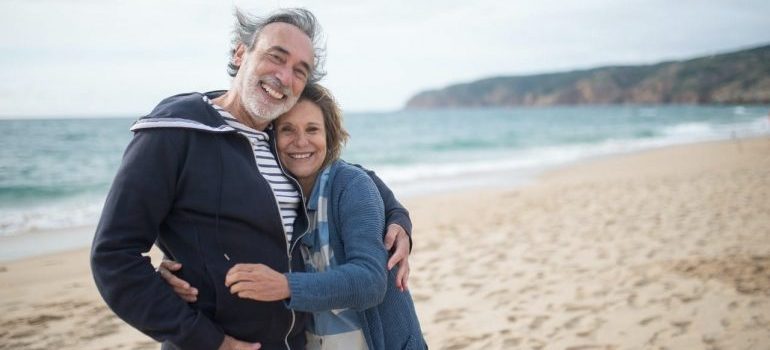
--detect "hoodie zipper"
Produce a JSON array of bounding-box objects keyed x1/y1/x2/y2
[
  {"x1": 230, "y1": 132, "x2": 307, "y2": 350},
  {"x1": 267, "y1": 130, "x2": 312, "y2": 350},
  {"x1": 231, "y1": 126, "x2": 310, "y2": 350},
  {"x1": 239, "y1": 130, "x2": 310, "y2": 350}
]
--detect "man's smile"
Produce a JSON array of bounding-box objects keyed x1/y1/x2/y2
[{"x1": 261, "y1": 82, "x2": 286, "y2": 100}]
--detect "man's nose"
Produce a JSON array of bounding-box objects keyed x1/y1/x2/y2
[{"x1": 275, "y1": 65, "x2": 293, "y2": 90}]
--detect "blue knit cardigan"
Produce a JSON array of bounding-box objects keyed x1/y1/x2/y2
[{"x1": 286, "y1": 160, "x2": 426, "y2": 350}]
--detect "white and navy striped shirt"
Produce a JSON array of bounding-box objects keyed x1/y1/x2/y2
[{"x1": 204, "y1": 96, "x2": 301, "y2": 244}]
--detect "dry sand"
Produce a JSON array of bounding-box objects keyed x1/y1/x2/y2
[{"x1": 1, "y1": 138, "x2": 769, "y2": 350}]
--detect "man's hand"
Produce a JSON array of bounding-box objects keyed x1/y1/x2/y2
[
  {"x1": 157, "y1": 260, "x2": 198, "y2": 302},
  {"x1": 225, "y1": 264, "x2": 290, "y2": 301},
  {"x1": 217, "y1": 335, "x2": 261, "y2": 350},
  {"x1": 384, "y1": 224, "x2": 411, "y2": 292}
]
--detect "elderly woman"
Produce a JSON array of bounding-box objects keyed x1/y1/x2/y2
[{"x1": 164, "y1": 83, "x2": 426, "y2": 350}]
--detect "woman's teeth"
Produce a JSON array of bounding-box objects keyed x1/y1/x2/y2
[{"x1": 289, "y1": 153, "x2": 312, "y2": 159}]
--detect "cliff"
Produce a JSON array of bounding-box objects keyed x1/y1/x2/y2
[{"x1": 405, "y1": 44, "x2": 770, "y2": 108}]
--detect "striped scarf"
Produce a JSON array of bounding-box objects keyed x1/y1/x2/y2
[{"x1": 301, "y1": 166, "x2": 369, "y2": 350}]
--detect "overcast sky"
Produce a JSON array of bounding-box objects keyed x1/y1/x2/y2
[{"x1": 1, "y1": 0, "x2": 768, "y2": 117}]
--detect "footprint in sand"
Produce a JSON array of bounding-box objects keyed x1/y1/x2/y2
[
  {"x1": 525, "y1": 338, "x2": 546, "y2": 350},
  {"x1": 443, "y1": 334, "x2": 491, "y2": 350},
  {"x1": 79, "y1": 314, "x2": 121, "y2": 341},
  {"x1": 485, "y1": 288, "x2": 509, "y2": 299},
  {"x1": 503, "y1": 337, "x2": 522, "y2": 347},
  {"x1": 671, "y1": 320, "x2": 691, "y2": 336},
  {"x1": 460, "y1": 282, "x2": 482, "y2": 294},
  {"x1": 575, "y1": 318, "x2": 605, "y2": 338},
  {"x1": 626, "y1": 292, "x2": 638, "y2": 307},
  {"x1": 563, "y1": 303, "x2": 600, "y2": 313},
  {"x1": 564, "y1": 315, "x2": 584, "y2": 329},
  {"x1": 8, "y1": 328, "x2": 37, "y2": 339},
  {"x1": 529, "y1": 315, "x2": 550, "y2": 330},
  {"x1": 639, "y1": 315, "x2": 661, "y2": 326},
  {"x1": 517, "y1": 284, "x2": 539, "y2": 294},
  {"x1": 672, "y1": 292, "x2": 702, "y2": 304},
  {"x1": 26, "y1": 314, "x2": 67, "y2": 326},
  {"x1": 132, "y1": 340, "x2": 160, "y2": 349},
  {"x1": 565, "y1": 345, "x2": 616, "y2": 350},
  {"x1": 434, "y1": 308, "x2": 465, "y2": 323}
]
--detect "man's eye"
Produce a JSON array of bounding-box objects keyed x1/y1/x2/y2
[
  {"x1": 268, "y1": 54, "x2": 283, "y2": 62},
  {"x1": 294, "y1": 69, "x2": 308, "y2": 80}
]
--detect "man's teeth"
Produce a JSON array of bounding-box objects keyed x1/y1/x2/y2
[
  {"x1": 262, "y1": 84, "x2": 285, "y2": 99},
  {"x1": 290, "y1": 153, "x2": 312, "y2": 159}
]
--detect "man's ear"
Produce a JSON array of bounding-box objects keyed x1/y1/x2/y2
[{"x1": 233, "y1": 44, "x2": 246, "y2": 67}]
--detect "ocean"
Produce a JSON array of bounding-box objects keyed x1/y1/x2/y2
[{"x1": 1, "y1": 105, "x2": 768, "y2": 258}]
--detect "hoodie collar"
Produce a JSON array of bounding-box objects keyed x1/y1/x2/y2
[{"x1": 130, "y1": 91, "x2": 236, "y2": 133}]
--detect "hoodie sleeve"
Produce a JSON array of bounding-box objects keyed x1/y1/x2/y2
[{"x1": 90, "y1": 129, "x2": 224, "y2": 350}]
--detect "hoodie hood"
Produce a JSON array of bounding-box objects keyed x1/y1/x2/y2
[{"x1": 131, "y1": 91, "x2": 237, "y2": 133}]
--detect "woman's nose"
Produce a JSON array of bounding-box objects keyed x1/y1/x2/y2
[{"x1": 295, "y1": 133, "x2": 309, "y2": 146}]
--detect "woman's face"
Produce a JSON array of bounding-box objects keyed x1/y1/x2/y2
[{"x1": 275, "y1": 100, "x2": 327, "y2": 187}]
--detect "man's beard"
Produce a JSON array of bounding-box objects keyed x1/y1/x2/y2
[{"x1": 241, "y1": 73, "x2": 299, "y2": 123}]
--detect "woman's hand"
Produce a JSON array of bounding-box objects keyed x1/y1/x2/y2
[
  {"x1": 384, "y1": 224, "x2": 411, "y2": 292},
  {"x1": 225, "y1": 263, "x2": 290, "y2": 301},
  {"x1": 157, "y1": 260, "x2": 198, "y2": 302}
]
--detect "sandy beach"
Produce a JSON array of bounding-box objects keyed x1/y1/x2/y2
[{"x1": 1, "y1": 137, "x2": 769, "y2": 349}]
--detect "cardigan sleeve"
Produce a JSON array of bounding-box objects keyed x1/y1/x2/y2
[
  {"x1": 285, "y1": 171, "x2": 388, "y2": 312},
  {"x1": 354, "y1": 163, "x2": 413, "y2": 248},
  {"x1": 90, "y1": 129, "x2": 224, "y2": 349}
]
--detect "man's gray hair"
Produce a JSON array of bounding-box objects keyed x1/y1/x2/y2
[{"x1": 227, "y1": 7, "x2": 326, "y2": 84}]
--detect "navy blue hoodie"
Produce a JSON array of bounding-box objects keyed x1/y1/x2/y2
[{"x1": 90, "y1": 91, "x2": 412, "y2": 350}]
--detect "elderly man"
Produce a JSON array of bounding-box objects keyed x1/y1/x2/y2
[{"x1": 91, "y1": 8, "x2": 412, "y2": 350}]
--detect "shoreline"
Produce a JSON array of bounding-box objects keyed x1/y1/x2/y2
[
  {"x1": 0, "y1": 137, "x2": 726, "y2": 263},
  {"x1": 0, "y1": 225, "x2": 96, "y2": 263},
  {"x1": 1, "y1": 137, "x2": 769, "y2": 349},
  {"x1": 0, "y1": 136, "x2": 764, "y2": 264}
]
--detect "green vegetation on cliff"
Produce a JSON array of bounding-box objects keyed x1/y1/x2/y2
[{"x1": 405, "y1": 44, "x2": 770, "y2": 108}]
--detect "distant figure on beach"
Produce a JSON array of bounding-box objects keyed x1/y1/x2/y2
[{"x1": 91, "y1": 8, "x2": 416, "y2": 350}]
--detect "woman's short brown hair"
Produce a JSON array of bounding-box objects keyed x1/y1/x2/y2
[{"x1": 300, "y1": 83, "x2": 349, "y2": 168}]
